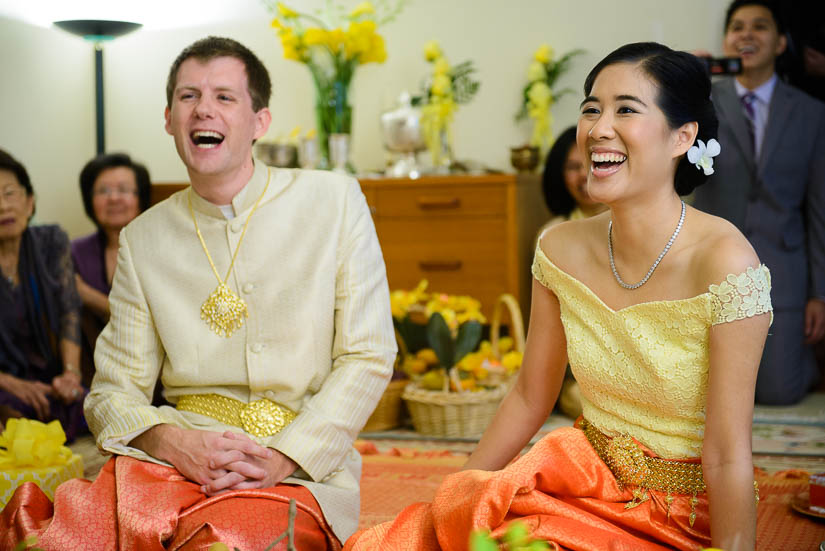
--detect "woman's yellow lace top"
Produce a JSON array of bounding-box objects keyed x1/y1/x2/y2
[{"x1": 532, "y1": 247, "x2": 772, "y2": 459}]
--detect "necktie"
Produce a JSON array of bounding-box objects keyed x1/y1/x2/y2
[{"x1": 741, "y1": 92, "x2": 757, "y2": 154}]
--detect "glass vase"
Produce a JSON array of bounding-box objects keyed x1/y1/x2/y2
[{"x1": 313, "y1": 74, "x2": 353, "y2": 171}]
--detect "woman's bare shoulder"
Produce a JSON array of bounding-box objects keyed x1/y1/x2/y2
[
  {"x1": 687, "y1": 208, "x2": 762, "y2": 287},
  {"x1": 538, "y1": 212, "x2": 607, "y2": 269}
]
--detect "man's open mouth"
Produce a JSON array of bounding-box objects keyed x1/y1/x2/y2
[{"x1": 191, "y1": 130, "x2": 225, "y2": 149}]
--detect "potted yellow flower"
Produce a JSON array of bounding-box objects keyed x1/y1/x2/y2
[
  {"x1": 266, "y1": 0, "x2": 407, "y2": 170},
  {"x1": 514, "y1": 44, "x2": 583, "y2": 169},
  {"x1": 391, "y1": 281, "x2": 525, "y2": 438}
]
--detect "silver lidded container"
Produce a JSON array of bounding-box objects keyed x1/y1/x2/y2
[{"x1": 380, "y1": 91, "x2": 426, "y2": 179}]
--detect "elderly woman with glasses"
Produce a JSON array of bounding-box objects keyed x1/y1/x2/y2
[
  {"x1": 71, "y1": 153, "x2": 150, "y2": 384},
  {"x1": 0, "y1": 149, "x2": 86, "y2": 440}
]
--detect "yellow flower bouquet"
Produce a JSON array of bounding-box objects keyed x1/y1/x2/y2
[
  {"x1": 516, "y1": 44, "x2": 583, "y2": 152},
  {"x1": 265, "y1": 0, "x2": 407, "y2": 169},
  {"x1": 415, "y1": 40, "x2": 480, "y2": 170}
]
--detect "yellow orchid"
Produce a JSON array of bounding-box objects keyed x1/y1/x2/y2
[
  {"x1": 423, "y1": 39, "x2": 442, "y2": 62},
  {"x1": 502, "y1": 350, "x2": 523, "y2": 374},
  {"x1": 349, "y1": 1, "x2": 375, "y2": 18},
  {"x1": 534, "y1": 43, "x2": 553, "y2": 64},
  {"x1": 517, "y1": 45, "x2": 583, "y2": 155},
  {"x1": 433, "y1": 57, "x2": 450, "y2": 76},
  {"x1": 527, "y1": 60, "x2": 546, "y2": 83},
  {"x1": 431, "y1": 73, "x2": 452, "y2": 97}
]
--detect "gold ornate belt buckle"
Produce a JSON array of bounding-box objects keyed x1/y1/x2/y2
[
  {"x1": 239, "y1": 399, "x2": 297, "y2": 438},
  {"x1": 605, "y1": 434, "x2": 649, "y2": 487}
]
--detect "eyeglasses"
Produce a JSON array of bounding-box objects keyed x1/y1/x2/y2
[
  {"x1": 93, "y1": 187, "x2": 138, "y2": 198},
  {"x1": 0, "y1": 186, "x2": 26, "y2": 203}
]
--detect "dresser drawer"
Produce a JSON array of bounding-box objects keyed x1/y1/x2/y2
[{"x1": 373, "y1": 183, "x2": 507, "y2": 218}]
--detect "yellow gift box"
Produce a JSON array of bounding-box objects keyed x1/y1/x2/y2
[
  {"x1": 0, "y1": 453, "x2": 84, "y2": 507},
  {"x1": 0, "y1": 418, "x2": 85, "y2": 507}
]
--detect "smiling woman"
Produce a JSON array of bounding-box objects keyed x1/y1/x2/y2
[
  {"x1": 71, "y1": 152, "x2": 150, "y2": 385},
  {"x1": 345, "y1": 43, "x2": 772, "y2": 551}
]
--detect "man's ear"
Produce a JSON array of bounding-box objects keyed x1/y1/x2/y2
[
  {"x1": 674, "y1": 121, "x2": 699, "y2": 157},
  {"x1": 164, "y1": 106, "x2": 173, "y2": 136},
  {"x1": 254, "y1": 108, "x2": 272, "y2": 140},
  {"x1": 775, "y1": 33, "x2": 788, "y2": 57}
]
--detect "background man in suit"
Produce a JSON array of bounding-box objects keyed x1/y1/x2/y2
[{"x1": 694, "y1": 0, "x2": 825, "y2": 405}]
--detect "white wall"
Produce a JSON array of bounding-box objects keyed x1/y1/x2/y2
[{"x1": 0, "y1": 0, "x2": 731, "y2": 239}]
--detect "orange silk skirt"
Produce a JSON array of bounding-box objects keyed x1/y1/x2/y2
[
  {"x1": 345, "y1": 426, "x2": 710, "y2": 551},
  {"x1": 0, "y1": 456, "x2": 340, "y2": 551}
]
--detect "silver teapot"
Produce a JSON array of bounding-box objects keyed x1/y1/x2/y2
[{"x1": 380, "y1": 92, "x2": 426, "y2": 178}]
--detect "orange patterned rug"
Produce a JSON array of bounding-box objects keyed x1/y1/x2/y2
[{"x1": 355, "y1": 442, "x2": 825, "y2": 550}]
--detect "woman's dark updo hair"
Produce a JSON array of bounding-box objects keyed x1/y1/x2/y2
[
  {"x1": 583, "y1": 42, "x2": 718, "y2": 196},
  {"x1": 79, "y1": 152, "x2": 151, "y2": 229},
  {"x1": 542, "y1": 126, "x2": 578, "y2": 216}
]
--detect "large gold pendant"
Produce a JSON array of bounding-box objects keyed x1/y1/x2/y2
[{"x1": 201, "y1": 282, "x2": 248, "y2": 337}]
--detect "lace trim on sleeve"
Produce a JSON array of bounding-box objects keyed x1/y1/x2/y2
[
  {"x1": 709, "y1": 264, "x2": 773, "y2": 326},
  {"x1": 531, "y1": 247, "x2": 555, "y2": 292}
]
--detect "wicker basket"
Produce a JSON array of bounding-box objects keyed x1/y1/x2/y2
[
  {"x1": 403, "y1": 293, "x2": 525, "y2": 438},
  {"x1": 362, "y1": 379, "x2": 408, "y2": 432}
]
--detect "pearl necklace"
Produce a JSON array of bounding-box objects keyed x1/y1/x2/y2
[{"x1": 608, "y1": 200, "x2": 685, "y2": 290}]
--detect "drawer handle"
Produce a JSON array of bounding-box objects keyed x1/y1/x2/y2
[
  {"x1": 419, "y1": 260, "x2": 463, "y2": 271},
  {"x1": 416, "y1": 196, "x2": 461, "y2": 210}
]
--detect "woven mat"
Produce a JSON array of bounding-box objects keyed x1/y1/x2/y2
[
  {"x1": 356, "y1": 443, "x2": 825, "y2": 549},
  {"x1": 754, "y1": 392, "x2": 825, "y2": 426}
]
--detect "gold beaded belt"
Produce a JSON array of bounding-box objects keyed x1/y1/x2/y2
[{"x1": 176, "y1": 393, "x2": 297, "y2": 438}]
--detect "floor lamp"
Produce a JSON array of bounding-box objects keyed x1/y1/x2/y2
[{"x1": 54, "y1": 20, "x2": 142, "y2": 155}]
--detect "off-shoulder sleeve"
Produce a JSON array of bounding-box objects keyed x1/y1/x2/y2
[
  {"x1": 531, "y1": 245, "x2": 556, "y2": 292},
  {"x1": 709, "y1": 264, "x2": 773, "y2": 326}
]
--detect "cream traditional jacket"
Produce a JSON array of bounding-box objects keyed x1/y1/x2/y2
[{"x1": 85, "y1": 160, "x2": 396, "y2": 542}]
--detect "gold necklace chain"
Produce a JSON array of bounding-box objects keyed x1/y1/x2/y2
[{"x1": 187, "y1": 168, "x2": 271, "y2": 337}]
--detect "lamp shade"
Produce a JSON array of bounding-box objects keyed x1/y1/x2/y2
[{"x1": 53, "y1": 20, "x2": 142, "y2": 41}]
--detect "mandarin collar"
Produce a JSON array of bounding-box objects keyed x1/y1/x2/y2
[{"x1": 187, "y1": 159, "x2": 270, "y2": 218}]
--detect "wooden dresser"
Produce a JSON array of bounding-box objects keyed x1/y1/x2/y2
[{"x1": 151, "y1": 172, "x2": 548, "y2": 322}]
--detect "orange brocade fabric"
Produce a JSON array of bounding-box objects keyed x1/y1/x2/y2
[
  {"x1": 345, "y1": 426, "x2": 710, "y2": 551},
  {"x1": 0, "y1": 456, "x2": 340, "y2": 551}
]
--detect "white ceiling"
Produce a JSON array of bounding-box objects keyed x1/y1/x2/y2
[{"x1": 0, "y1": 0, "x2": 270, "y2": 31}]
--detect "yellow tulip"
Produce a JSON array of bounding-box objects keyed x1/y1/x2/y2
[
  {"x1": 534, "y1": 43, "x2": 553, "y2": 64},
  {"x1": 527, "y1": 60, "x2": 546, "y2": 83},
  {"x1": 423, "y1": 40, "x2": 442, "y2": 62},
  {"x1": 349, "y1": 1, "x2": 375, "y2": 18},
  {"x1": 420, "y1": 369, "x2": 445, "y2": 390},
  {"x1": 277, "y1": 2, "x2": 299, "y2": 18}
]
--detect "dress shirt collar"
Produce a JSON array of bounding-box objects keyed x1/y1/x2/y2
[{"x1": 734, "y1": 73, "x2": 778, "y2": 106}]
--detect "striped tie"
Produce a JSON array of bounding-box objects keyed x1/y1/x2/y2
[{"x1": 741, "y1": 92, "x2": 757, "y2": 153}]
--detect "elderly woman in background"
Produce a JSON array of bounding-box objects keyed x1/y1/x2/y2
[
  {"x1": 539, "y1": 126, "x2": 607, "y2": 236},
  {"x1": 0, "y1": 149, "x2": 85, "y2": 440},
  {"x1": 71, "y1": 153, "x2": 150, "y2": 384}
]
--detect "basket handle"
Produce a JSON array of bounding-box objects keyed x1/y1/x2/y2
[{"x1": 490, "y1": 293, "x2": 525, "y2": 356}]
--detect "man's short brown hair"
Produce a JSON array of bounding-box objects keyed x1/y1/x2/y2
[{"x1": 166, "y1": 36, "x2": 272, "y2": 112}]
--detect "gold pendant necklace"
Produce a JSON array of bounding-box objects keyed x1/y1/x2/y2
[{"x1": 187, "y1": 169, "x2": 271, "y2": 337}]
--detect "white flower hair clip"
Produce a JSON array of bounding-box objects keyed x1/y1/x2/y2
[{"x1": 687, "y1": 138, "x2": 721, "y2": 176}]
